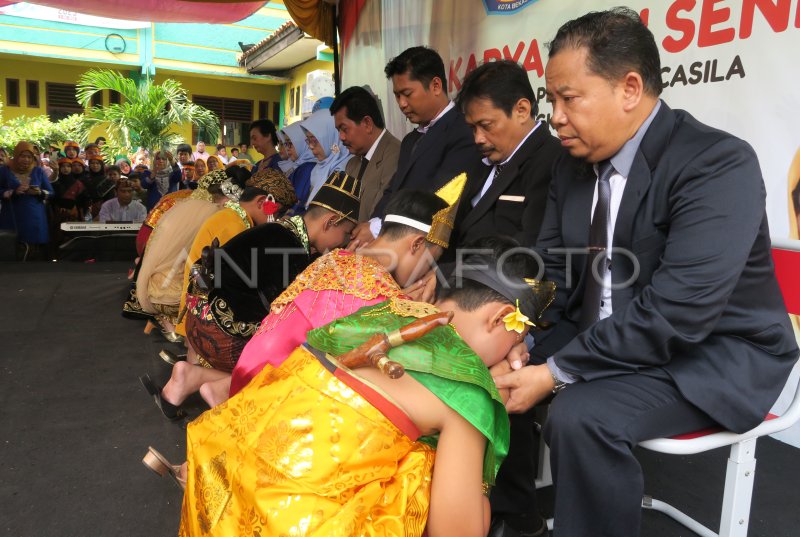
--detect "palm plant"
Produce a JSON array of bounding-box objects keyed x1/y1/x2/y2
[{"x1": 77, "y1": 69, "x2": 219, "y2": 157}]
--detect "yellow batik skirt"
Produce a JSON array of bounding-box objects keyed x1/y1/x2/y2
[{"x1": 179, "y1": 345, "x2": 436, "y2": 537}]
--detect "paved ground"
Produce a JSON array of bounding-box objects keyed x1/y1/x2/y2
[{"x1": 1, "y1": 261, "x2": 798, "y2": 536}]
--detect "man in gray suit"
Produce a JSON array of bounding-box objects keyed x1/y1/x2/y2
[
  {"x1": 330, "y1": 86, "x2": 401, "y2": 222},
  {"x1": 494, "y1": 8, "x2": 798, "y2": 537}
]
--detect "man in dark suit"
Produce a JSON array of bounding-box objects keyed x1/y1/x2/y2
[
  {"x1": 449, "y1": 59, "x2": 560, "y2": 537},
  {"x1": 330, "y1": 86, "x2": 401, "y2": 222},
  {"x1": 494, "y1": 8, "x2": 798, "y2": 537},
  {"x1": 351, "y1": 46, "x2": 482, "y2": 244},
  {"x1": 454, "y1": 60, "x2": 561, "y2": 248}
]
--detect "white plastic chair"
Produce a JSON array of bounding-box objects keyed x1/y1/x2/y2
[
  {"x1": 639, "y1": 378, "x2": 800, "y2": 537},
  {"x1": 639, "y1": 241, "x2": 800, "y2": 536}
]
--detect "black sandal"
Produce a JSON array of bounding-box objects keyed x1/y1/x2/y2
[{"x1": 139, "y1": 374, "x2": 187, "y2": 421}]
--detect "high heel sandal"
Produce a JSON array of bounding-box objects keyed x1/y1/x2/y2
[
  {"x1": 159, "y1": 349, "x2": 187, "y2": 366},
  {"x1": 142, "y1": 446, "x2": 186, "y2": 490},
  {"x1": 139, "y1": 374, "x2": 187, "y2": 421},
  {"x1": 161, "y1": 330, "x2": 184, "y2": 344}
]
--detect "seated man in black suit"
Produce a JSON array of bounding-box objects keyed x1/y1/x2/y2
[
  {"x1": 454, "y1": 59, "x2": 561, "y2": 248},
  {"x1": 493, "y1": 8, "x2": 798, "y2": 537},
  {"x1": 351, "y1": 46, "x2": 482, "y2": 245},
  {"x1": 452, "y1": 59, "x2": 561, "y2": 536}
]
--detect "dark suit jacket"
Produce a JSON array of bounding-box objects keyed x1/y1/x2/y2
[
  {"x1": 534, "y1": 101, "x2": 798, "y2": 432},
  {"x1": 370, "y1": 105, "x2": 482, "y2": 218},
  {"x1": 453, "y1": 123, "x2": 561, "y2": 247},
  {"x1": 345, "y1": 130, "x2": 401, "y2": 221}
]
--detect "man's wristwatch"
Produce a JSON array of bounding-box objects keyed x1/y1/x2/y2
[{"x1": 550, "y1": 370, "x2": 567, "y2": 395}]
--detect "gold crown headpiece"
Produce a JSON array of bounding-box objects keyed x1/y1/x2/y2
[
  {"x1": 382, "y1": 172, "x2": 467, "y2": 249},
  {"x1": 308, "y1": 170, "x2": 362, "y2": 225},
  {"x1": 190, "y1": 169, "x2": 229, "y2": 201}
]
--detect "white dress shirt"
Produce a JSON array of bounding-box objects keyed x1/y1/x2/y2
[{"x1": 471, "y1": 121, "x2": 542, "y2": 207}]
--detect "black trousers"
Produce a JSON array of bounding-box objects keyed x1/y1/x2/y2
[
  {"x1": 543, "y1": 368, "x2": 716, "y2": 537},
  {"x1": 490, "y1": 408, "x2": 542, "y2": 529}
]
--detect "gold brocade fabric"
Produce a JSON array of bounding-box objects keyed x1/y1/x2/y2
[
  {"x1": 179, "y1": 346, "x2": 435, "y2": 537},
  {"x1": 268, "y1": 249, "x2": 401, "y2": 316}
]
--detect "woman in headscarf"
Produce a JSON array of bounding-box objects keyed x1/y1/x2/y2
[
  {"x1": 115, "y1": 157, "x2": 132, "y2": 176},
  {"x1": 193, "y1": 157, "x2": 207, "y2": 179},
  {"x1": 206, "y1": 154, "x2": 224, "y2": 172},
  {"x1": 281, "y1": 122, "x2": 319, "y2": 214},
  {"x1": 300, "y1": 109, "x2": 352, "y2": 213},
  {"x1": 275, "y1": 129, "x2": 296, "y2": 177},
  {"x1": 84, "y1": 156, "x2": 115, "y2": 220},
  {"x1": 0, "y1": 141, "x2": 54, "y2": 257},
  {"x1": 140, "y1": 150, "x2": 181, "y2": 211},
  {"x1": 51, "y1": 157, "x2": 87, "y2": 221}
]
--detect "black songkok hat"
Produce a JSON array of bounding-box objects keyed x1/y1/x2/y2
[{"x1": 308, "y1": 170, "x2": 361, "y2": 224}]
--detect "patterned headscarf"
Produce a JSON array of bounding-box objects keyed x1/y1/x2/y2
[
  {"x1": 246, "y1": 168, "x2": 297, "y2": 209},
  {"x1": 11, "y1": 141, "x2": 37, "y2": 175},
  {"x1": 191, "y1": 169, "x2": 229, "y2": 201}
]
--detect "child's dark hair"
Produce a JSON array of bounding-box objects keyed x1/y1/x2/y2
[
  {"x1": 437, "y1": 235, "x2": 540, "y2": 313},
  {"x1": 379, "y1": 190, "x2": 448, "y2": 240}
]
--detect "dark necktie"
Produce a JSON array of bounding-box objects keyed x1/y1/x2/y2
[
  {"x1": 579, "y1": 160, "x2": 614, "y2": 331},
  {"x1": 407, "y1": 129, "x2": 424, "y2": 157},
  {"x1": 492, "y1": 163, "x2": 505, "y2": 182},
  {"x1": 473, "y1": 163, "x2": 504, "y2": 206},
  {"x1": 356, "y1": 157, "x2": 369, "y2": 182}
]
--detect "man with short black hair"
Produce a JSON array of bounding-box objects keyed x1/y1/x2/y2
[
  {"x1": 493, "y1": 9, "x2": 798, "y2": 537},
  {"x1": 249, "y1": 119, "x2": 281, "y2": 173},
  {"x1": 330, "y1": 86, "x2": 401, "y2": 221},
  {"x1": 106, "y1": 164, "x2": 122, "y2": 184},
  {"x1": 237, "y1": 141, "x2": 253, "y2": 163},
  {"x1": 351, "y1": 46, "x2": 481, "y2": 244},
  {"x1": 176, "y1": 143, "x2": 192, "y2": 169},
  {"x1": 98, "y1": 179, "x2": 146, "y2": 223},
  {"x1": 215, "y1": 144, "x2": 229, "y2": 165},
  {"x1": 455, "y1": 59, "x2": 561, "y2": 248}
]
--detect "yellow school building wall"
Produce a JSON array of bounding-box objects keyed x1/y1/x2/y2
[
  {"x1": 285, "y1": 59, "x2": 333, "y2": 125},
  {"x1": 158, "y1": 72, "x2": 283, "y2": 161},
  {"x1": 1, "y1": 55, "x2": 285, "y2": 160},
  {"x1": 0, "y1": 54, "x2": 113, "y2": 143}
]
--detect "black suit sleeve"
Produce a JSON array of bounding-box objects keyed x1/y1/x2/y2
[
  {"x1": 370, "y1": 135, "x2": 415, "y2": 218},
  {"x1": 426, "y1": 119, "x2": 481, "y2": 190},
  {"x1": 514, "y1": 138, "x2": 561, "y2": 246},
  {"x1": 371, "y1": 114, "x2": 481, "y2": 219},
  {"x1": 555, "y1": 137, "x2": 768, "y2": 378}
]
